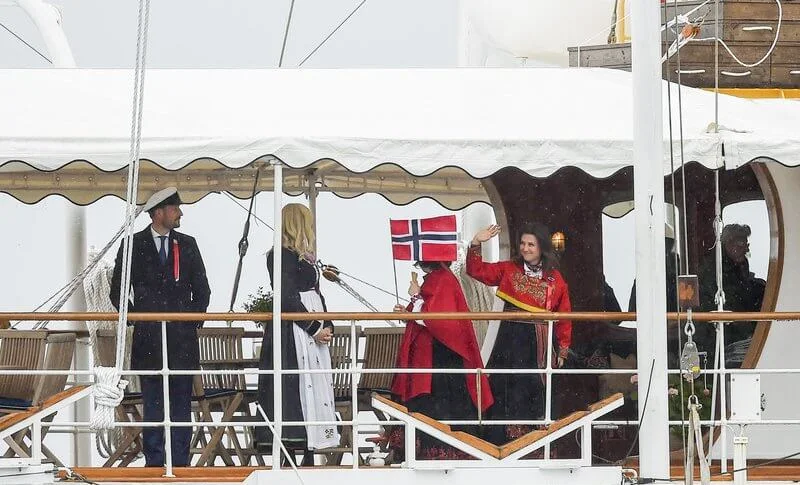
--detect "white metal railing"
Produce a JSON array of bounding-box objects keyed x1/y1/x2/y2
[{"x1": 1, "y1": 312, "x2": 798, "y2": 479}]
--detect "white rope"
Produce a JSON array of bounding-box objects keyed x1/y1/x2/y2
[
  {"x1": 661, "y1": 0, "x2": 783, "y2": 68},
  {"x1": 90, "y1": 367, "x2": 128, "y2": 431},
  {"x1": 684, "y1": 0, "x2": 782, "y2": 69},
  {"x1": 686, "y1": 397, "x2": 712, "y2": 485},
  {"x1": 92, "y1": 0, "x2": 151, "y2": 435},
  {"x1": 18, "y1": 211, "x2": 144, "y2": 330},
  {"x1": 84, "y1": 254, "x2": 141, "y2": 458}
]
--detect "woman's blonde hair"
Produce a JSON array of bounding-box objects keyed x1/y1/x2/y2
[{"x1": 282, "y1": 203, "x2": 315, "y2": 256}]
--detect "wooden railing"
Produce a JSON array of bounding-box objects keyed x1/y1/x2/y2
[{"x1": 2, "y1": 311, "x2": 799, "y2": 322}]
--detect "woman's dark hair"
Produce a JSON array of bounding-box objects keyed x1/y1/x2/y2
[
  {"x1": 513, "y1": 222, "x2": 559, "y2": 271},
  {"x1": 414, "y1": 261, "x2": 452, "y2": 273}
]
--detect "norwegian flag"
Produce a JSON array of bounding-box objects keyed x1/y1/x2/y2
[{"x1": 390, "y1": 215, "x2": 458, "y2": 261}]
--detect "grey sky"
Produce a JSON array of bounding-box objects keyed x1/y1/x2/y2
[
  {"x1": 1, "y1": 0, "x2": 457, "y2": 68},
  {"x1": 0, "y1": 0, "x2": 769, "y2": 316},
  {"x1": 0, "y1": 0, "x2": 460, "y2": 318}
]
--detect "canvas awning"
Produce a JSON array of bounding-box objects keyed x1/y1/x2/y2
[{"x1": 1, "y1": 67, "x2": 798, "y2": 208}]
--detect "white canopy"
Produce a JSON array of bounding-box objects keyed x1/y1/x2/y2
[{"x1": 1, "y1": 67, "x2": 798, "y2": 207}]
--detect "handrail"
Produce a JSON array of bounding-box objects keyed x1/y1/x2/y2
[{"x1": 2, "y1": 311, "x2": 799, "y2": 322}]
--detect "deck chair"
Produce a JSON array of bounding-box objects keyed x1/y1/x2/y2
[
  {"x1": 0, "y1": 332, "x2": 76, "y2": 464},
  {"x1": 94, "y1": 329, "x2": 144, "y2": 467},
  {"x1": 191, "y1": 327, "x2": 248, "y2": 466},
  {"x1": 0, "y1": 330, "x2": 48, "y2": 413},
  {"x1": 358, "y1": 327, "x2": 405, "y2": 408},
  {"x1": 321, "y1": 325, "x2": 361, "y2": 465},
  {"x1": 356, "y1": 327, "x2": 405, "y2": 465}
]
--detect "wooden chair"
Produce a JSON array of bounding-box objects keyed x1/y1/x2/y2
[
  {"x1": 0, "y1": 331, "x2": 76, "y2": 464},
  {"x1": 94, "y1": 329, "x2": 144, "y2": 467},
  {"x1": 322, "y1": 324, "x2": 360, "y2": 465},
  {"x1": 355, "y1": 327, "x2": 405, "y2": 464},
  {"x1": 358, "y1": 327, "x2": 405, "y2": 406},
  {"x1": 0, "y1": 330, "x2": 48, "y2": 411},
  {"x1": 191, "y1": 327, "x2": 248, "y2": 466}
]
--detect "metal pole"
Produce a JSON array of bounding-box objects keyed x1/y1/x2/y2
[
  {"x1": 307, "y1": 171, "x2": 318, "y2": 255},
  {"x1": 544, "y1": 319, "x2": 554, "y2": 460},
  {"x1": 631, "y1": 0, "x2": 671, "y2": 477},
  {"x1": 350, "y1": 320, "x2": 358, "y2": 469},
  {"x1": 272, "y1": 161, "x2": 284, "y2": 469},
  {"x1": 161, "y1": 320, "x2": 174, "y2": 477},
  {"x1": 719, "y1": 322, "x2": 728, "y2": 473},
  {"x1": 14, "y1": 0, "x2": 92, "y2": 467}
]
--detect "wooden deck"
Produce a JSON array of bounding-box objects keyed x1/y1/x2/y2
[{"x1": 53, "y1": 463, "x2": 800, "y2": 483}]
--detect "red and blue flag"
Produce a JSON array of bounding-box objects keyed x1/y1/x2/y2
[{"x1": 390, "y1": 215, "x2": 458, "y2": 262}]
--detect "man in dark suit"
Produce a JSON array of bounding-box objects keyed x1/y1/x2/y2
[{"x1": 110, "y1": 187, "x2": 211, "y2": 467}]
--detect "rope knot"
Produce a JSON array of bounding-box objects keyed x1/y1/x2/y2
[{"x1": 90, "y1": 366, "x2": 129, "y2": 430}]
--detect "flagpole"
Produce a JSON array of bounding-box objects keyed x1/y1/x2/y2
[
  {"x1": 391, "y1": 259, "x2": 400, "y2": 305},
  {"x1": 389, "y1": 220, "x2": 401, "y2": 305}
]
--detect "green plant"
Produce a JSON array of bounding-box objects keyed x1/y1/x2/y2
[
  {"x1": 243, "y1": 287, "x2": 273, "y2": 326},
  {"x1": 667, "y1": 374, "x2": 713, "y2": 439}
]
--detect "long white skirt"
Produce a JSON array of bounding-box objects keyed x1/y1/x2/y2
[{"x1": 294, "y1": 291, "x2": 340, "y2": 450}]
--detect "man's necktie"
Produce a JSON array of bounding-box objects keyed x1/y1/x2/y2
[{"x1": 158, "y1": 235, "x2": 167, "y2": 265}]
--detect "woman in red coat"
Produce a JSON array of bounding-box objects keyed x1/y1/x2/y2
[
  {"x1": 391, "y1": 261, "x2": 493, "y2": 459},
  {"x1": 467, "y1": 222, "x2": 572, "y2": 445}
]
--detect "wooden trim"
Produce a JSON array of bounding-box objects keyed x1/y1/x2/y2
[
  {"x1": 0, "y1": 409, "x2": 37, "y2": 432},
  {"x1": 374, "y1": 392, "x2": 623, "y2": 461},
  {"x1": 0, "y1": 386, "x2": 88, "y2": 432},
  {"x1": 371, "y1": 394, "x2": 501, "y2": 458},
  {"x1": 58, "y1": 467, "x2": 264, "y2": 482},
  {"x1": 6, "y1": 311, "x2": 800, "y2": 323},
  {"x1": 587, "y1": 392, "x2": 625, "y2": 412},
  {"x1": 39, "y1": 385, "x2": 88, "y2": 408},
  {"x1": 742, "y1": 162, "x2": 784, "y2": 368}
]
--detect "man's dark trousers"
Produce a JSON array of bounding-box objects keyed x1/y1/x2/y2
[{"x1": 140, "y1": 374, "x2": 194, "y2": 467}]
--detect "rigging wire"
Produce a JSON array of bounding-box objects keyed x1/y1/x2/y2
[
  {"x1": 298, "y1": 0, "x2": 368, "y2": 67},
  {"x1": 0, "y1": 20, "x2": 52, "y2": 64},
  {"x1": 219, "y1": 191, "x2": 403, "y2": 305},
  {"x1": 278, "y1": 0, "x2": 296, "y2": 67},
  {"x1": 222, "y1": 192, "x2": 274, "y2": 230},
  {"x1": 662, "y1": 0, "x2": 689, "y2": 467}
]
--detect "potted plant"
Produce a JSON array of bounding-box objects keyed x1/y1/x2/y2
[
  {"x1": 667, "y1": 374, "x2": 713, "y2": 449},
  {"x1": 242, "y1": 287, "x2": 273, "y2": 327}
]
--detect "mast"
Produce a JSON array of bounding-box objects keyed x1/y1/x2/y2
[{"x1": 631, "y1": 0, "x2": 670, "y2": 478}]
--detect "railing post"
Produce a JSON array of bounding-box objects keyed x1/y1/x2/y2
[
  {"x1": 404, "y1": 420, "x2": 415, "y2": 469},
  {"x1": 31, "y1": 420, "x2": 42, "y2": 463},
  {"x1": 350, "y1": 320, "x2": 359, "y2": 469},
  {"x1": 544, "y1": 319, "x2": 554, "y2": 460},
  {"x1": 161, "y1": 320, "x2": 174, "y2": 477},
  {"x1": 719, "y1": 321, "x2": 728, "y2": 473},
  {"x1": 272, "y1": 161, "x2": 284, "y2": 469}
]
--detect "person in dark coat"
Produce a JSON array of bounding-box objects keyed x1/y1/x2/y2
[
  {"x1": 110, "y1": 187, "x2": 211, "y2": 467},
  {"x1": 257, "y1": 203, "x2": 339, "y2": 465},
  {"x1": 696, "y1": 223, "x2": 765, "y2": 367}
]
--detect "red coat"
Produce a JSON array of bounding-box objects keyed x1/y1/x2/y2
[
  {"x1": 392, "y1": 267, "x2": 494, "y2": 412},
  {"x1": 466, "y1": 245, "x2": 572, "y2": 351}
]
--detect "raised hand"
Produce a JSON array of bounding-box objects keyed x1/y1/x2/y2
[
  {"x1": 471, "y1": 224, "x2": 501, "y2": 245},
  {"x1": 408, "y1": 271, "x2": 421, "y2": 296}
]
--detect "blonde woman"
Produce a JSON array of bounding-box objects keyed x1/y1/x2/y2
[{"x1": 257, "y1": 203, "x2": 339, "y2": 465}]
